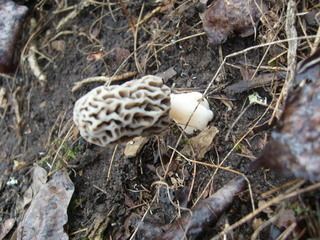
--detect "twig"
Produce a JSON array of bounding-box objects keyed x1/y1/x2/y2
[
  {"x1": 107, "y1": 144, "x2": 118, "y2": 181},
  {"x1": 270, "y1": 0, "x2": 297, "y2": 121},
  {"x1": 133, "y1": 4, "x2": 144, "y2": 73},
  {"x1": 71, "y1": 71, "x2": 137, "y2": 92},
  {"x1": 56, "y1": 0, "x2": 91, "y2": 31},
  {"x1": 12, "y1": 87, "x2": 22, "y2": 138},
  {"x1": 27, "y1": 45, "x2": 47, "y2": 87},
  {"x1": 312, "y1": 26, "x2": 320, "y2": 53}
]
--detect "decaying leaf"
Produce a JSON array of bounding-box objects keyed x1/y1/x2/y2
[
  {"x1": 201, "y1": 0, "x2": 267, "y2": 45},
  {"x1": 0, "y1": 218, "x2": 15, "y2": 240},
  {"x1": 17, "y1": 171, "x2": 74, "y2": 240},
  {"x1": 253, "y1": 49, "x2": 320, "y2": 182},
  {"x1": 138, "y1": 176, "x2": 246, "y2": 239},
  {"x1": 276, "y1": 209, "x2": 296, "y2": 229},
  {"x1": 0, "y1": 0, "x2": 28, "y2": 73},
  {"x1": 181, "y1": 126, "x2": 219, "y2": 159},
  {"x1": 17, "y1": 166, "x2": 47, "y2": 211},
  {"x1": 124, "y1": 136, "x2": 149, "y2": 158},
  {"x1": 51, "y1": 40, "x2": 66, "y2": 52}
]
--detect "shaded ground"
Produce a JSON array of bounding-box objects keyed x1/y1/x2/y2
[{"x1": 0, "y1": 0, "x2": 319, "y2": 239}]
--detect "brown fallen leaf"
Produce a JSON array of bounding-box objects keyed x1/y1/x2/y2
[
  {"x1": 252, "y1": 49, "x2": 320, "y2": 182},
  {"x1": 181, "y1": 126, "x2": 219, "y2": 159},
  {"x1": 201, "y1": 0, "x2": 267, "y2": 45},
  {"x1": 137, "y1": 176, "x2": 246, "y2": 239},
  {"x1": 17, "y1": 170, "x2": 74, "y2": 240},
  {"x1": 0, "y1": 0, "x2": 28, "y2": 73}
]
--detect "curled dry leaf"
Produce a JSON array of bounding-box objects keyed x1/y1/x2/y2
[
  {"x1": 253, "y1": 49, "x2": 320, "y2": 181},
  {"x1": 138, "y1": 176, "x2": 245, "y2": 239},
  {"x1": 0, "y1": 0, "x2": 28, "y2": 73},
  {"x1": 181, "y1": 126, "x2": 219, "y2": 159},
  {"x1": 201, "y1": 0, "x2": 267, "y2": 45},
  {"x1": 17, "y1": 171, "x2": 74, "y2": 240}
]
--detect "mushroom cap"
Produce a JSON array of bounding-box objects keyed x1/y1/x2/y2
[{"x1": 73, "y1": 75, "x2": 171, "y2": 146}]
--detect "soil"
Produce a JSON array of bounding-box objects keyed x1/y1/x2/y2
[{"x1": 0, "y1": 1, "x2": 316, "y2": 240}]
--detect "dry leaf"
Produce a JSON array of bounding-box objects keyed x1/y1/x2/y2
[
  {"x1": 276, "y1": 209, "x2": 296, "y2": 229},
  {"x1": 17, "y1": 170, "x2": 74, "y2": 240},
  {"x1": 201, "y1": 0, "x2": 267, "y2": 45},
  {"x1": 51, "y1": 40, "x2": 65, "y2": 52},
  {"x1": 124, "y1": 136, "x2": 149, "y2": 158},
  {"x1": 17, "y1": 166, "x2": 47, "y2": 211},
  {"x1": 87, "y1": 51, "x2": 106, "y2": 62},
  {"x1": 181, "y1": 126, "x2": 219, "y2": 159}
]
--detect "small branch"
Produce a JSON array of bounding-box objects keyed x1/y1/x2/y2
[{"x1": 71, "y1": 71, "x2": 137, "y2": 92}]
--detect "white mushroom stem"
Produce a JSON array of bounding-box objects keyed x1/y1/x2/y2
[{"x1": 169, "y1": 92, "x2": 213, "y2": 134}]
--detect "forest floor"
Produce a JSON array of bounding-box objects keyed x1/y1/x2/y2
[{"x1": 0, "y1": 0, "x2": 320, "y2": 239}]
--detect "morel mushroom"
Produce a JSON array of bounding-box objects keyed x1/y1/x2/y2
[
  {"x1": 73, "y1": 75, "x2": 171, "y2": 146},
  {"x1": 73, "y1": 76, "x2": 214, "y2": 146}
]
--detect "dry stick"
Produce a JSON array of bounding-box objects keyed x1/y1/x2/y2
[
  {"x1": 260, "y1": 179, "x2": 301, "y2": 199},
  {"x1": 107, "y1": 144, "x2": 118, "y2": 181},
  {"x1": 56, "y1": 0, "x2": 91, "y2": 31},
  {"x1": 106, "y1": 0, "x2": 116, "y2": 22},
  {"x1": 251, "y1": 213, "x2": 280, "y2": 240},
  {"x1": 276, "y1": 222, "x2": 297, "y2": 240},
  {"x1": 270, "y1": 0, "x2": 297, "y2": 122},
  {"x1": 147, "y1": 32, "x2": 206, "y2": 63},
  {"x1": 134, "y1": 4, "x2": 164, "y2": 28},
  {"x1": 49, "y1": 124, "x2": 75, "y2": 173},
  {"x1": 133, "y1": 3, "x2": 144, "y2": 73},
  {"x1": 71, "y1": 71, "x2": 137, "y2": 92},
  {"x1": 312, "y1": 26, "x2": 320, "y2": 53},
  {"x1": 225, "y1": 99, "x2": 249, "y2": 141},
  {"x1": 298, "y1": 16, "x2": 313, "y2": 50},
  {"x1": 129, "y1": 195, "x2": 157, "y2": 240},
  {"x1": 28, "y1": 45, "x2": 47, "y2": 87},
  {"x1": 211, "y1": 181, "x2": 320, "y2": 240},
  {"x1": 170, "y1": 146, "x2": 254, "y2": 210}
]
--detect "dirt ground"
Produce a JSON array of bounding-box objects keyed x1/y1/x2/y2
[{"x1": 0, "y1": 0, "x2": 320, "y2": 239}]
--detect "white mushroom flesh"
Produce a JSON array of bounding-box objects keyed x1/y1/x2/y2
[{"x1": 169, "y1": 92, "x2": 213, "y2": 134}]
